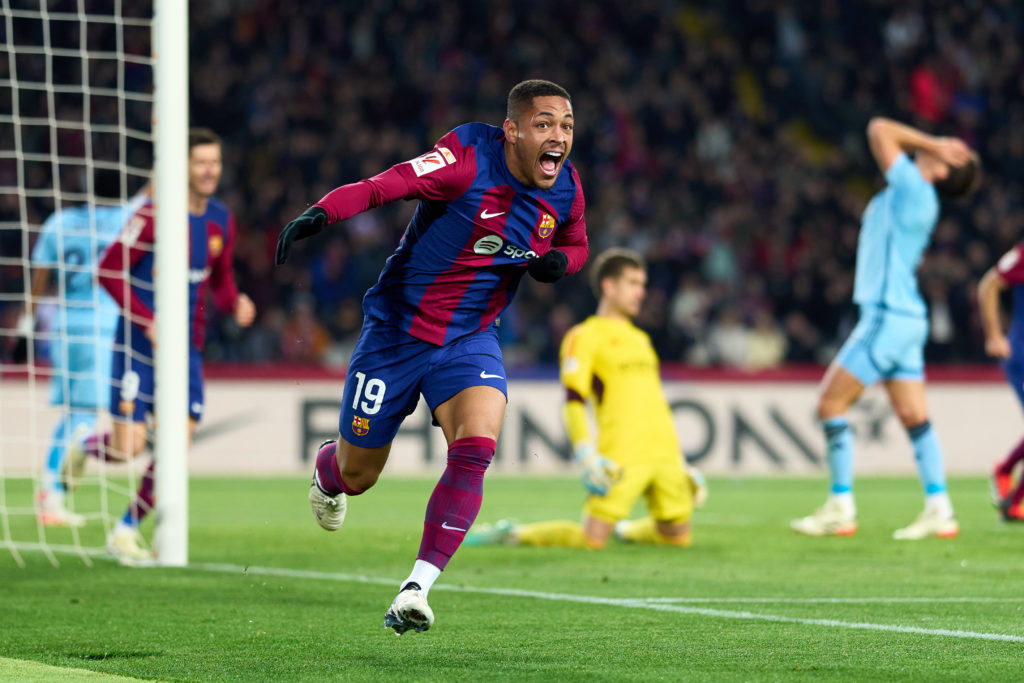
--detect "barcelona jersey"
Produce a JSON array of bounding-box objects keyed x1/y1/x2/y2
[
  {"x1": 98, "y1": 197, "x2": 240, "y2": 353},
  {"x1": 316, "y1": 123, "x2": 588, "y2": 346}
]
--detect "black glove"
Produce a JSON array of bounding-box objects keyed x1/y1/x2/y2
[
  {"x1": 275, "y1": 205, "x2": 328, "y2": 265},
  {"x1": 527, "y1": 249, "x2": 568, "y2": 283}
]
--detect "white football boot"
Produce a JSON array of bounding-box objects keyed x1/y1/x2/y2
[
  {"x1": 308, "y1": 480, "x2": 346, "y2": 531},
  {"x1": 893, "y1": 508, "x2": 959, "y2": 540},
  {"x1": 309, "y1": 440, "x2": 347, "y2": 531},
  {"x1": 790, "y1": 497, "x2": 857, "y2": 537},
  {"x1": 384, "y1": 582, "x2": 434, "y2": 635},
  {"x1": 106, "y1": 527, "x2": 154, "y2": 566},
  {"x1": 35, "y1": 489, "x2": 86, "y2": 528}
]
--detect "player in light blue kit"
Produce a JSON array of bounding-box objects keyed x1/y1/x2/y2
[
  {"x1": 19, "y1": 169, "x2": 146, "y2": 527},
  {"x1": 791, "y1": 117, "x2": 979, "y2": 540}
]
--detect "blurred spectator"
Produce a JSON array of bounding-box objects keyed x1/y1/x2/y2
[
  {"x1": 706, "y1": 305, "x2": 750, "y2": 368},
  {"x1": 747, "y1": 308, "x2": 788, "y2": 369},
  {"x1": 4, "y1": 1, "x2": 1022, "y2": 370},
  {"x1": 280, "y1": 295, "x2": 330, "y2": 364}
]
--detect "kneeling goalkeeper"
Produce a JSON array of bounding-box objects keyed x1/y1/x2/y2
[{"x1": 468, "y1": 247, "x2": 704, "y2": 549}]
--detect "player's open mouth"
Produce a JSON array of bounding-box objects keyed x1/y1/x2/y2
[{"x1": 539, "y1": 151, "x2": 563, "y2": 177}]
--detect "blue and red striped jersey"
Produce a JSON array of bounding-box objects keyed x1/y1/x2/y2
[
  {"x1": 98, "y1": 197, "x2": 240, "y2": 350},
  {"x1": 996, "y1": 243, "x2": 1024, "y2": 348},
  {"x1": 316, "y1": 123, "x2": 588, "y2": 346}
]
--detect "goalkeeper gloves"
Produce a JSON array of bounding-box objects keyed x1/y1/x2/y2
[
  {"x1": 275, "y1": 205, "x2": 328, "y2": 265},
  {"x1": 687, "y1": 465, "x2": 708, "y2": 509},
  {"x1": 574, "y1": 444, "x2": 622, "y2": 496},
  {"x1": 527, "y1": 249, "x2": 568, "y2": 283}
]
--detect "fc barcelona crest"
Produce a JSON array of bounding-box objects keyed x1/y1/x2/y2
[
  {"x1": 351, "y1": 416, "x2": 370, "y2": 437},
  {"x1": 537, "y1": 213, "x2": 556, "y2": 239},
  {"x1": 208, "y1": 233, "x2": 224, "y2": 258}
]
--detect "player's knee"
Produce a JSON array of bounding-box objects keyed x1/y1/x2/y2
[
  {"x1": 339, "y1": 465, "x2": 380, "y2": 492},
  {"x1": 894, "y1": 407, "x2": 927, "y2": 428},
  {"x1": 655, "y1": 519, "x2": 691, "y2": 542},
  {"x1": 816, "y1": 396, "x2": 843, "y2": 421},
  {"x1": 129, "y1": 429, "x2": 147, "y2": 458}
]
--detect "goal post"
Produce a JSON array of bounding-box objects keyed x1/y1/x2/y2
[
  {"x1": 152, "y1": 0, "x2": 189, "y2": 568},
  {"x1": 0, "y1": 0, "x2": 190, "y2": 567}
]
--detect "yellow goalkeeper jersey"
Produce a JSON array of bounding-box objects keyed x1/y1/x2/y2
[{"x1": 559, "y1": 315, "x2": 680, "y2": 466}]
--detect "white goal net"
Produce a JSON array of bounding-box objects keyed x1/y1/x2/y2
[{"x1": 0, "y1": 0, "x2": 157, "y2": 566}]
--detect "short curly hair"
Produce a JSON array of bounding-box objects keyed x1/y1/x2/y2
[{"x1": 506, "y1": 79, "x2": 572, "y2": 123}]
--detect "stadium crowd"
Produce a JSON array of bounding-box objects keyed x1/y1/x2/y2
[{"x1": 6, "y1": 0, "x2": 1024, "y2": 370}]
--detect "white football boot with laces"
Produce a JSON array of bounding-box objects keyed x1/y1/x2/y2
[
  {"x1": 384, "y1": 582, "x2": 434, "y2": 635},
  {"x1": 893, "y1": 507, "x2": 959, "y2": 540},
  {"x1": 308, "y1": 440, "x2": 347, "y2": 531},
  {"x1": 790, "y1": 497, "x2": 857, "y2": 537},
  {"x1": 308, "y1": 480, "x2": 347, "y2": 531}
]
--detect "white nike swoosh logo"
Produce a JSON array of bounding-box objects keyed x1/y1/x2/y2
[
  {"x1": 480, "y1": 209, "x2": 505, "y2": 219},
  {"x1": 441, "y1": 521, "x2": 467, "y2": 532},
  {"x1": 480, "y1": 371, "x2": 504, "y2": 379}
]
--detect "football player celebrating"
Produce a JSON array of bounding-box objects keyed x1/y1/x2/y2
[
  {"x1": 65, "y1": 129, "x2": 255, "y2": 564},
  {"x1": 275, "y1": 80, "x2": 588, "y2": 634}
]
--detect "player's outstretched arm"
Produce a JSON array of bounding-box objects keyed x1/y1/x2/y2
[
  {"x1": 866, "y1": 117, "x2": 971, "y2": 174},
  {"x1": 978, "y1": 265, "x2": 1011, "y2": 359}
]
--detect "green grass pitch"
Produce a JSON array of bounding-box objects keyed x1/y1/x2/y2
[{"x1": 1, "y1": 474, "x2": 1022, "y2": 681}]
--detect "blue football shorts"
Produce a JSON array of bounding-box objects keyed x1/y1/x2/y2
[
  {"x1": 834, "y1": 305, "x2": 928, "y2": 386},
  {"x1": 47, "y1": 329, "x2": 115, "y2": 409},
  {"x1": 338, "y1": 316, "x2": 508, "y2": 448},
  {"x1": 109, "y1": 325, "x2": 204, "y2": 423}
]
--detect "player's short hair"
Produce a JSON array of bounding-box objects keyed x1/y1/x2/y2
[
  {"x1": 590, "y1": 247, "x2": 646, "y2": 298},
  {"x1": 934, "y1": 154, "x2": 981, "y2": 200},
  {"x1": 506, "y1": 79, "x2": 572, "y2": 123},
  {"x1": 188, "y1": 127, "x2": 221, "y2": 151}
]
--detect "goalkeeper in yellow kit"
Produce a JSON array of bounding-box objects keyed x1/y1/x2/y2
[{"x1": 467, "y1": 248, "x2": 704, "y2": 549}]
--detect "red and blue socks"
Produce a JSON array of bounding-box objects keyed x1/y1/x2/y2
[{"x1": 416, "y1": 436, "x2": 496, "y2": 574}]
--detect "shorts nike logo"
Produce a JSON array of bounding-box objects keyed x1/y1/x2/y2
[
  {"x1": 480, "y1": 209, "x2": 505, "y2": 219},
  {"x1": 441, "y1": 521, "x2": 467, "y2": 532},
  {"x1": 480, "y1": 371, "x2": 503, "y2": 379}
]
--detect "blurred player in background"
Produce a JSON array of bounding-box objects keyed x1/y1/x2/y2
[
  {"x1": 275, "y1": 79, "x2": 588, "y2": 635},
  {"x1": 791, "y1": 117, "x2": 979, "y2": 540},
  {"x1": 977, "y1": 246, "x2": 1024, "y2": 521},
  {"x1": 18, "y1": 169, "x2": 146, "y2": 527},
  {"x1": 467, "y1": 248, "x2": 705, "y2": 549},
  {"x1": 65, "y1": 128, "x2": 255, "y2": 563}
]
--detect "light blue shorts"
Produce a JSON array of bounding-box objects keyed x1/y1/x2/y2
[
  {"x1": 834, "y1": 305, "x2": 927, "y2": 386},
  {"x1": 48, "y1": 330, "x2": 115, "y2": 409}
]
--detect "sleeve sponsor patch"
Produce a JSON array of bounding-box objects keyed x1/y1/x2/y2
[
  {"x1": 998, "y1": 247, "x2": 1021, "y2": 275},
  {"x1": 120, "y1": 214, "x2": 147, "y2": 247},
  {"x1": 438, "y1": 147, "x2": 457, "y2": 164},
  {"x1": 409, "y1": 150, "x2": 449, "y2": 177}
]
